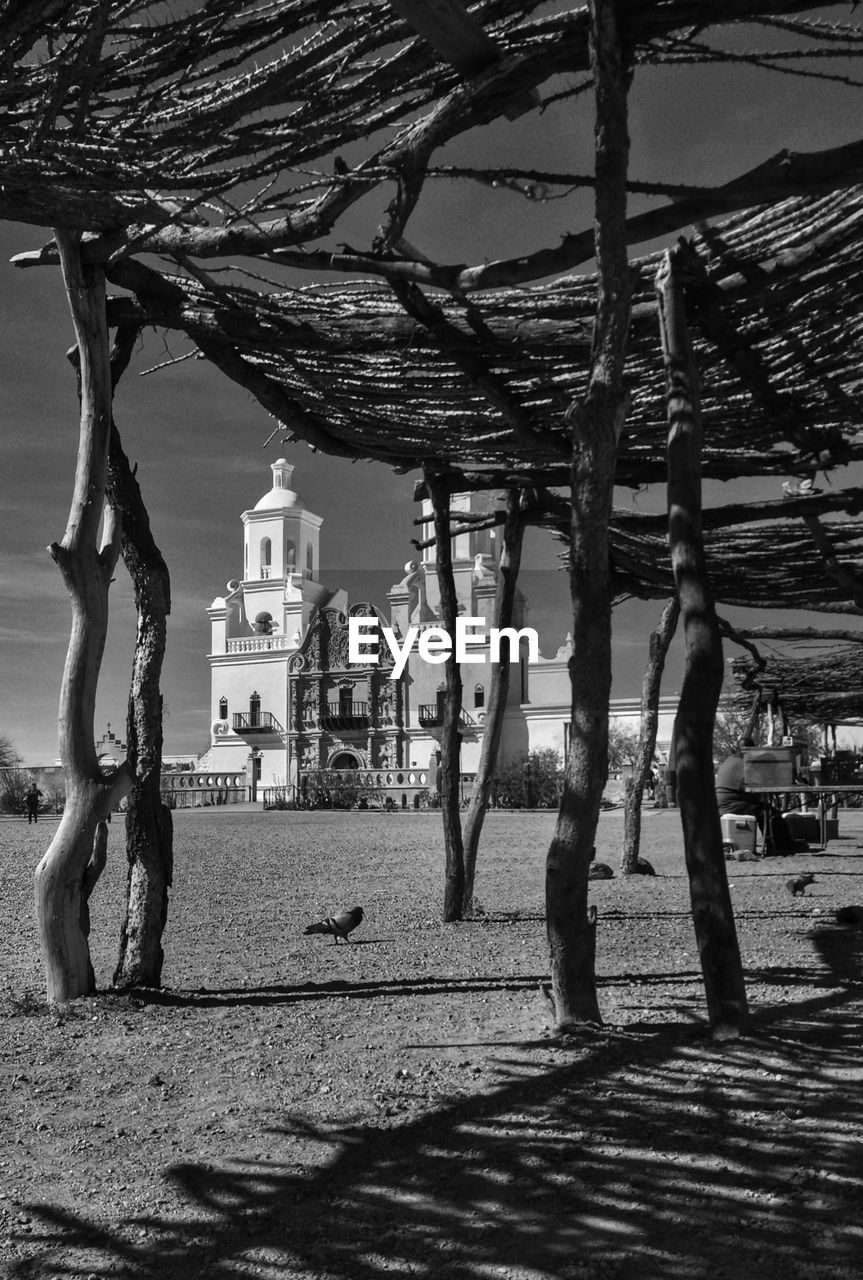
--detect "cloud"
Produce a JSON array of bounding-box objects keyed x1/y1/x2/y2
[
  {"x1": 0, "y1": 625, "x2": 66, "y2": 645},
  {"x1": 0, "y1": 553, "x2": 68, "y2": 604}
]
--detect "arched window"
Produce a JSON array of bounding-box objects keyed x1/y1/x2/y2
[
  {"x1": 474, "y1": 683, "x2": 485, "y2": 709},
  {"x1": 260, "y1": 537, "x2": 272, "y2": 579},
  {"x1": 218, "y1": 696, "x2": 228, "y2": 720},
  {"x1": 306, "y1": 542, "x2": 314, "y2": 574}
]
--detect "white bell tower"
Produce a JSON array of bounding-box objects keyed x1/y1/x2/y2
[{"x1": 238, "y1": 458, "x2": 327, "y2": 644}]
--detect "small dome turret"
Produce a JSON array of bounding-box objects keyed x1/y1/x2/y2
[{"x1": 254, "y1": 458, "x2": 305, "y2": 510}]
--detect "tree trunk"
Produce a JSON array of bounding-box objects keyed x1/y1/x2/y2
[
  {"x1": 65, "y1": 322, "x2": 174, "y2": 989},
  {"x1": 656, "y1": 242, "x2": 750, "y2": 1038},
  {"x1": 621, "y1": 595, "x2": 680, "y2": 872},
  {"x1": 546, "y1": 0, "x2": 631, "y2": 1031},
  {"x1": 104, "y1": 331, "x2": 173, "y2": 987},
  {"x1": 34, "y1": 229, "x2": 133, "y2": 1003},
  {"x1": 462, "y1": 489, "x2": 525, "y2": 913},
  {"x1": 426, "y1": 471, "x2": 466, "y2": 921}
]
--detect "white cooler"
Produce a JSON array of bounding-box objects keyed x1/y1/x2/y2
[{"x1": 721, "y1": 813, "x2": 758, "y2": 854}]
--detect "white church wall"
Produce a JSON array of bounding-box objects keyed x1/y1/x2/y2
[{"x1": 209, "y1": 653, "x2": 287, "y2": 736}]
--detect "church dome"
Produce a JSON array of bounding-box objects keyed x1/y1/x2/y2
[{"x1": 254, "y1": 458, "x2": 305, "y2": 510}]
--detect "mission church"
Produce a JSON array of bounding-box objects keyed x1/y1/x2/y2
[{"x1": 196, "y1": 458, "x2": 674, "y2": 806}]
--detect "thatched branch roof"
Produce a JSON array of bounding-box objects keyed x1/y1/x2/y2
[
  {"x1": 5, "y1": 2, "x2": 863, "y2": 628},
  {"x1": 78, "y1": 187, "x2": 863, "y2": 482},
  {"x1": 731, "y1": 643, "x2": 863, "y2": 721}
]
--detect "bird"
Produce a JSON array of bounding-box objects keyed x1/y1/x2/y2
[
  {"x1": 786, "y1": 872, "x2": 815, "y2": 897},
  {"x1": 303, "y1": 905, "x2": 364, "y2": 944}
]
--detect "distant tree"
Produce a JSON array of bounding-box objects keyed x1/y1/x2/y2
[
  {"x1": 38, "y1": 774, "x2": 66, "y2": 815},
  {"x1": 713, "y1": 701, "x2": 821, "y2": 762},
  {"x1": 0, "y1": 767, "x2": 27, "y2": 815},
  {"x1": 791, "y1": 719, "x2": 824, "y2": 763},
  {"x1": 713, "y1": 702, "x2": 766, "y2": 760},
  {"x1": 495, "y1": 749, "x2": 563, "y2": 808},
  {"x1": 0, "y1": 736, "x2": 26, "y2": 813},
  {"x1": 607, "y1": 723, "x2": 640, "y2": 773}
]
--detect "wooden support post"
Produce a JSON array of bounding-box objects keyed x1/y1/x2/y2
[
  {"x1": 66, "y1": 322, "x2": 175, "y2": 990},
  {"x1": 106, "y1": 352, "x2": 174, "y2": 988},
  {"x1": 621, "y1": 595, "x2": 679, "y2": 873},
  {"x1": 425, "y1": 470, "x2": 467, "y2": 922},
  {"x1": 546, "y1": 0, "x2": 631, "y2": 1030},
  {"x1": 656, "y1": 242, "x2": 749, "y2": 1038},
  {"x1": 462, "y1": 488, "x2": 526, "y2": 913},
  {"x1": 34, "y1": 229, "x2": 133, "y2": 1003}
]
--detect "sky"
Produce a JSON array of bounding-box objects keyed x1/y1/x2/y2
[{"x1": 2, "y1": 8, "x2": 862, "y2": 763}]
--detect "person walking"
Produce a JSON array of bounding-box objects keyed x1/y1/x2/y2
[{"x1": 25, "y1": 782, "x2": 43, "y2": 824}]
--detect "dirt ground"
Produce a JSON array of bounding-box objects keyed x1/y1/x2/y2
[{"x1": 2, "y1": 804, "x2": 863, "y2": 1280}]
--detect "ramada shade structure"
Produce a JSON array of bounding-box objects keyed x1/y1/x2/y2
[
  {"x1": 100, "y1": 187, "x2": 863, "y2": 474},
  {"x1": 6, "y1": 4, "x2": 863, "y2": 613},
  {"x1": 98, "y1": 185, "x2": 863, "y2": 617},
  {"x1": 96, "y1": 185, "x2": 863, "y2": 478}
]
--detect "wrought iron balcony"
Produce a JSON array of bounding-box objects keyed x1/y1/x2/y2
[
  {"x1": 319, "y1": 700, "x2": 369, "y2": 730},
  {"x1": 232, "y1": 711, "x2": 285, "y2": 736},
  {"x1": 418, "y1": 704, "x2": 476, "y2": 729}
]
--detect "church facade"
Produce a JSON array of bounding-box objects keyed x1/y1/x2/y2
[{"x1": 199, "y1": 459, "x2": 676, "y2": 806}]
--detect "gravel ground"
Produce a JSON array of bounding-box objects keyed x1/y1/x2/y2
[{"x1": 2, "y1": 805, "x2": 863, "y2": 1280}]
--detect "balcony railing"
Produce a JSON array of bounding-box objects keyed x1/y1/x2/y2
[
  {"x1": 232, "y1": 711, "x2": 285, "y2": 735},
  {"x1": 227, "y1": 635, "x2": 289, "y2": 653},
  {"x1": 418, "y1": 704, "x2": 476, "y2": 729},
  {"x1": 319, "y1": 700, "x2": 369, "y2": 729}
]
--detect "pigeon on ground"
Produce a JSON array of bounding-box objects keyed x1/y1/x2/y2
[
  {"x1": 303, "y1": 905, "x2": 364, "y2": 944},
  {"x1": 786, "y1": 872, "x2": 815, "y2": 897}
]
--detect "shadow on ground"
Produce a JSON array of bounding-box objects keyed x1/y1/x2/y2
[{"x1": 11, "y1": 923, "x2": 863, "y2": 1280}]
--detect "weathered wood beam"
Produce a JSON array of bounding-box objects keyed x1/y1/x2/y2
[
  {"x1": 613, "y1": 488, "x2": 863, "y2": 536},
  {"x1": 733, "y1": 626, "x2": 863, "y2": 644},
  {"x1": 389, "y1": 0, "x2": 540, "y2": 119},
  {"x1": 258, "y1": 141, "x2": 863, "y2": 292},
  {"x1": 803, "y1": 514, "x2": 863, "y2": 610},
  {"x1": 716, "y1": 615, "x2": 767, "y2": 668},
  {"x1": 419, "y1": 485, "x2": 863, "y2": 547}
]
